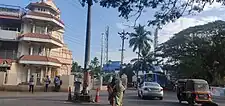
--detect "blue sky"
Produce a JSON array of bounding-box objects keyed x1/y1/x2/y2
[{"x1": 2, "y1": 0, "x2": 225, "y2": 67}]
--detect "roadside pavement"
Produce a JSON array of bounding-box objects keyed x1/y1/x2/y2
[{"x1": 0, "y1": 91, "x2": 68, "y2": 98}]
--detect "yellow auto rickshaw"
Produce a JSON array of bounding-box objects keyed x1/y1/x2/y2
[{"x1": 177, "y1": 79, "x2": 212, "y2": 106}]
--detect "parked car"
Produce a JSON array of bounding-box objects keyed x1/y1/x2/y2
[{"x1": 137, "y1": 82, "x2": 163, "y2": 100}]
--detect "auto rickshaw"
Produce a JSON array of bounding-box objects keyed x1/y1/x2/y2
[
  {"x1": 176, "y1": 79, "x2": 188, "y2": 102},
  {"x1": 177, "y1": 79, "x2": 212, "y2": 106}
]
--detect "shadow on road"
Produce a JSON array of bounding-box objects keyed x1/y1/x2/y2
[{"x1": 125, "y1": 95, "x2": 189, "y2": 106}]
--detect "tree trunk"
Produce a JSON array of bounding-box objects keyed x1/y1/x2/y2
[{"x1": 136, "y1": 49, "x2": 140, "y2": 88}]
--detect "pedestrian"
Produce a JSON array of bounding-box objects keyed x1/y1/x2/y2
[
  {"x1": 29, "y1": 75, "x2": 34, "y2": 93},
  {"x1": 54, "y1": 76, "x2": 59, "y2": 92},
  {"x1": 44, "y1": 75, "x2": 51, "y2": 92},
  {"x1": 121, "y1": 74, "x2": 127, "y2": 94},
  {"x1": 107, "y1": 76, "x2": 116, "y2": 105},
  {"x1": 114, "y1": 78, "x2": 125, "y2": 106}
]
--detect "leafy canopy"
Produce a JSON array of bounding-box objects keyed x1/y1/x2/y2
[
  {"x1": 99, "y1": 0, "x2": 225, "y2": 27},
  {"x1": 156, "y1": 20, "x2": 225, "y2": 85}
]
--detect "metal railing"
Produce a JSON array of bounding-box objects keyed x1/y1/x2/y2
[
  {"x1": 0, "y1": 4, "x2": 25, "y2": 17},
  {"x1": 0, "y1": 50, "x2": 18, "y2": 59}
]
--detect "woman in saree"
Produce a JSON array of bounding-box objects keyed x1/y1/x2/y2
[
  {"x1": 114, "y1": 78, "x2": 125, "y2": 106},
  {"x1": 107, "y1": 77, "x2": 116, "y2": 104}
]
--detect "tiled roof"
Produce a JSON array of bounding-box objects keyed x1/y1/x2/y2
[
  {"x1": 18, "y1": 33, "x2": 62, "y2": 44},
  {"x1": 19, "y1": 55, "x2": 61, "y2": 64},
  {"x1": 25, "y1": 12, "x2": 64, "y2": 25},
  {"x1": 0, "y1": 59, "x2": 13, "y2": 65},
  {"x1": 26, "y1": 2, "x2": 60, "y2": 13},
  {"x1": 0, "y1": 15, "x2": 20, "y2": 20}
]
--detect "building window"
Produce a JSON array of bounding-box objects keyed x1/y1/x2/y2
[{"x1": 35, "y1": 25, "x2": 45, "y2": 34}]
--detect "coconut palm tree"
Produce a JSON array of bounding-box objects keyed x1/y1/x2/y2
[
  {"x1": 129, "y1": 24, "x2": 152, "y2": 79},
  {"x1": 129, "y1": 24, "x2": 152, "y2": 53},
  {"x1": 131, "y1": 45, "x2": 155, "y2": 73}
]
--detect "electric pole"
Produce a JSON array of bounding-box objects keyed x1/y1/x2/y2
[
  {"x1": 153, "y1": 27, "x2": 159, "y2": 55},
  {"x1": 99, "y1": 33, "x2": 104, "y2": 90},
  {"x1": 105, "y1": 26, "x2": 109, "y2": 64},
  {"x1": 82, "y1": 0, "x2": 93, "y2": 95},
  {"x1": 118, "y1": 30, "x2": 128, "y2": 75},
  {"x1": 100, "y1": 33, "x2": 104, "y2": 70}
]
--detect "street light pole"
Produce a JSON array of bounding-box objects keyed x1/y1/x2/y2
[
  {"x1": 118, "y1": 30, "x2": 128, "y2": 77},
  {"x1": 82, "y1": 0, "x2": 93, "y2": 95}
]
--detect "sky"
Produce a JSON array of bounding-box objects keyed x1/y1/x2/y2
[{"x1": 1, "y1": 0, "x2": 225, "y2": 67}]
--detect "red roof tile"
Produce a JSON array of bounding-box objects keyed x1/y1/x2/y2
[
  {"x1": 19, "y1": 55, "x2": 61, "y2": 64},
  {"x1": 25, "y1": 12, "x2": 64, "y2": 25},
  {"x1": 18, "y1": 33, "x2": 62, "y2": 44},
  {"x1": 0, "y1": 59, "x2": 13, "y2": 65},
  {"x1": 0, "y1": 15, "x2": 20, "y2": 20}
]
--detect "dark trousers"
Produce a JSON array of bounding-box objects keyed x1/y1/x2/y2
[
  {"x1": 29, "y1": 85, "x2": 34, "y2": 93},
  {"x1": 44, "y1": 84, "x2": 49, "y2": 92},
  {"x1": 55, "y1": 84, "x2": 60, "y2": 92}
]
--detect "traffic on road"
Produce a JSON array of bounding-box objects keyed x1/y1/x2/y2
[{"x1": 0, "y1": 89, "x2": 224, "y2": 106}]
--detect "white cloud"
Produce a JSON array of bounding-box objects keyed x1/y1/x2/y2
[
  {"x1": 158, "y1": 16, "x2": 223, "y2": 44},
  {"x1": 204, "y1": 2, "x2": 225, "y2": 11},
  {"x1": 116, "y1": 20, "x2": 140, "y2": 30},
  {"x1": 116, "y1": 23, "x2": 128, "y2": 30}
]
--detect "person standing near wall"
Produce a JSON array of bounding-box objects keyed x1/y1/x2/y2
[
  {"x1": 44, "y1": 75, "x2": 51, "y2": 92},
  {"x1": 54, "y1": 76, "x2": 60, "y2": 92},
  {"x1": 29, "y1": 75, "x2": 34, "y2": 93}
]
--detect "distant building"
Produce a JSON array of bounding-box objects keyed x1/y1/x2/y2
[
  {"x1": 0, "y1": 0, "x2": 72, "y2": 86},
  {"x1": 103, "y1": 61, "x2": 120, "y2": 73}
]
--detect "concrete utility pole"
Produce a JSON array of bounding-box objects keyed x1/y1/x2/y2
[
  {"x1": 99, "y1": 33, "x2": 104, "y2": 90},
  {"x1": 82, "y1": 0, "x2": 93, "y2": 95},
  {"x1": 100, "y1": 33, "x2": 104, "y2": 69},
  {"x1": 118, "y1": 30, "x2": 128, "y2": 75},
  {"x1": 105, "y1": 26, "x2": 109, "y2": 64},
  {"x1": 153, "y1": 27, "x2": 159, "y2": 55}
]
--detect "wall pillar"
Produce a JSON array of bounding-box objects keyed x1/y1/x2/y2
[
  {"x1": 48, "y1": 67, "x2": 52, "y2": 78},
  {"x1": 40, "y1": 68, "x2": 44, "y2": 83},
  {"x1": 42, "y1": 47, "x2": 46, "y2": 56},
  {"x1": 45, "y1": 26, "x2": 48, "y2": 34},
  {"x1": 30, "y1": 46, "x2": 33, "y2": 55},
  {"x1": 27, "y1": 68, "x2": 31, "y2": 82},
  {"x1": 32, "y1": 24, "x2": 35, "y2": 33}
]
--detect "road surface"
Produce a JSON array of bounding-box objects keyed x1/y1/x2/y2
[{"x1": 0, "y1": 90, "x2": 224, "y2": 106}]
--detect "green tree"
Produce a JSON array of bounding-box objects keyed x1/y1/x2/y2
[
  {"x1": 99, "y1": 0, "x2": 223, "y2": 27},
  {"x1": 121, "y1": 63, "x2": 135, "y2": 83},
  {"x1": 89, "y1": 57, "x2": 101, "y2": 78},
  {"x1": 131, "y1": 45, "x2": 156, "y2": 73},
  {"x1": 157, "y1": 20, "x2": 225, "y2": 85},
  {"x1": 129, "y1": 24, "x2": 152, "y2": 77},
  {"x1": 71, "y1": 61, "x2": 82, "y2": 72}
]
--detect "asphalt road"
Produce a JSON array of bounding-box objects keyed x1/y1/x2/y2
[{"x1": 0, "y1": 90, "x2": 224, "y2": 106}]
